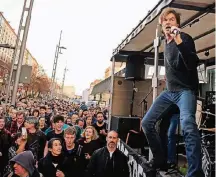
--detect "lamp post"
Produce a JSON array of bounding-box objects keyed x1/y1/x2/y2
[
  {"x1": 50, "y1": 31, "x2": 66, "y2": 99},
  {"x1": 10, "y1": 0, "x2": 35, "y2": 105},
  {"x1": 61, "y1": 65, "x2": 68, "y2": 99}
]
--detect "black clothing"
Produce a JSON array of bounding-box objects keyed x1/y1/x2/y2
[
  {"x1": 38, "y1": 152, "x2": 69, "y2": 177},
  {"x1": 86, "y1": 147, "x2": 129, "y2": 177},
  {"x1": 45, "y1": 113, "x2": 52, "y2": 127},
  {"x1": 40, "y1": 126, "x2": 48, "y2": 133},
  {"x1": 0, "y1": 129, "x2": 11, "y2": 177},
  {"x1": 62, "y1": 142, "x2": 82, "y2": 177},
  {"x1": 77, "y1": 138, "x2": 100, "y2": 177},
  {"x1": 92, "y1": 122, "x2": 107, "y2": 147},
  {"x1": 164, "y1": 32, "x2": 199, "y2": 93},
  {"x1": 46, "y1": 130, "x2": 64, "y2": 144},
  {"x1": 26, "y1": 130, "x2": 46, "y2": 161}
]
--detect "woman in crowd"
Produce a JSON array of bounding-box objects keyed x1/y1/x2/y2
[
  {"x1": 78, "y1": 109, "x2": 83, "y2": 118},
  {"x1": 84, "y1": 115, "x2": 93, "y2": 129},
  {"x1": 77, "y1": 126, "x2": 100, "y2": 177},
  {"x1": 32, "y1": 109, "x2": 40, "y2": 119},
  {"x1": 38, "y1": 117, "x2": 48, "y2": 132},
  {"x1": 38, "y1": 138, "x2": 69, "y2": 177}
]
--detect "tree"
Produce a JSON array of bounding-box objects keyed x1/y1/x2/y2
[{"x1": 27, "y1": 65, "x2": 51, "y2": 96}]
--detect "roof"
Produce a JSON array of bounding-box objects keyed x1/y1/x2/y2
[
  {"x1": 92, "y1": 0, "x2": 215, "y2": 95},
  {"x1": 112, "y1": 0, "x2": 215, "y2": 62}
]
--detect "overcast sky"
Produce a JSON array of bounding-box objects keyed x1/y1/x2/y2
[{"x1": 1, "y1": 0, "x2": 158, "y2": 95}]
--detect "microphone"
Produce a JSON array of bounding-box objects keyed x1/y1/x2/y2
[{"x1": 171, "y1": 28, "x2": 180, "y2": 36}]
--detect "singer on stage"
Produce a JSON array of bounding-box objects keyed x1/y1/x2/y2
[{"x1": 141, "y1": 8, "x2": 204, "y2": 177}]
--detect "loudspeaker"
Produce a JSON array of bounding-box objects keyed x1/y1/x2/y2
[
  {"x1": 110, "y1": 116, "x2": 140, "y2": 142},
  {"x1": 125, "y1": 55, "x2": 145, "y2": 81},
  {"x1": 12, "y1": 65, "x2": 32, "y2": 84}
]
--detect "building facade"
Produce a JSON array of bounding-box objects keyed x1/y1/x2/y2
[
  {"x1": 104, "y1": 62, "x2": 126, "y2": 79},
  {"x1": 0, "y1": 12, "x2": 36, "y2": 70},
  {"x1": 82, "y1": 88, "x2": 90, "y2": 103},
  {"x1": 0, "y1": 12, "x2": 40, "y2": 93}
]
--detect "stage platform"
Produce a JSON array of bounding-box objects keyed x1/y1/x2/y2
[{"x1": 117, "y1": 139, "x2": 184, "y2": 177}]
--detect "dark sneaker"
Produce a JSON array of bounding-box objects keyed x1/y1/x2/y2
[
  {"x1": 145, "y1": 159, "x2": 168, "y2": 172},
  {"x1": 167, "y1": 162, "x2": 177, "y2": 169}
]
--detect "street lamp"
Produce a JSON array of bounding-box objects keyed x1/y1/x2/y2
[{"x1": 50, "y1": 31, "x2": 66, "y2": 99}]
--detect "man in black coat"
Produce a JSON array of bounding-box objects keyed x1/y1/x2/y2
[{"x1": 86, "y1": 131, "x2": 129, "y2": 177}]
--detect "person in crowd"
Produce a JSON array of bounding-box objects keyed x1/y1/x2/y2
[
  {"x1": 44, "y1": 115, "x2": 65, "y2": 156},
  {"x1": 93, "y1": 112, "x2": 107, "y2": 147},
  {"x1": 39, "y1": 106, "x2": 46, "y2": 117},
  {"x1": 77, "y1": 126, "x2": 100, "y2": 177},
  {"x1": 16, "y1": 101, "x2": 23, "y2": 111},
  {"x1": 38, "y1": 117, "x2": 48, "y2": 132},
  {"x1": 46, "y1": 107, "x2": 53, "y2": 120},
  {"x1": 80, "y1": 102, "x2": 87, "y2": 111},
  {"x1": 86, "y1": 131, "x2": 129, "y2": 177},
  {"x1": 62, "y1": 127, "x2": 81, "y2": 177},
  {"x1": 71, "y1": 113, "x2": 79, "y2": 126},
  {"x1": 141, "y1": 8, "x2": 204, "y2": 176},
  {"x1": 76, "y1": 118, "x2": 85, "y2": 133},
  {"x1": 45, "y1": 116, "x2": 69, "y2": 135},
  {"x1": 78, "y1": 110, "x2": 83, "y2": 118},
  {"x1": 38, "y1": 138, "x2": 68, "y2": 177},
  {"x1": 7, "y1": 111, "x2": 25, "y2": 136},
  {"x1": 5, "y1": 109, "x2": 17, "y2": 135},
  {"x1": 44, "y1": 117, "x2": 55, "y2": 135},
  {"x1": 32, "y1": 109, "x2": 40, "y2": 119},
  {"x1": 65, "y1": 117, "x2": 72, "y2": 126},
  {"x1": 6, "y1": 105, "x2": 15, "y2": 117},
  {"x1": 39, "y1": 106, "x2": 51, "y2": 127},
  {"x1": 88, "y1": 108, "x2": 97, "y2": 124},
  {"x1": 9, "y1": 151, "x2": 40, "y2": 177},
  {"x1": 84, "y1": 115, "x2": 93, "y2": 128},
  {"x1": 82, "y1": 109, "x2": 88, "y2": 118},
  {"x1": 0, "y1": 116, "x2": 11, "y2": 177},
  {"x1": 95, "y1": 107, "x2": 102, "y2": 114},
  {"x1": 24, "y1": 116, "x2": 47, "y2": 161},
  {"x1": 3, "y1": 132, "x2": 27, "y2": 175}
]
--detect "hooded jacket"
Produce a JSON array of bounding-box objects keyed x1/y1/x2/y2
[{"x1": 9, "y1": 151, "x2": 40, "y2": 177}]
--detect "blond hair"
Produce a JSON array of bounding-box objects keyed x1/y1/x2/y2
[
  {"x1": 64, "y1": 126, "x2": 77, "y2": 137},
  {"x1": 159, "y1": 8, "x2": 181, "y2": 25},
  {"x1": 82, "y1": 126, "x2": 99, "y2": 140}
]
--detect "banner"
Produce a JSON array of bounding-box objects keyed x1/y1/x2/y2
[{"x1": 117, "y1": 139, "x2": 158, "y2": 177}]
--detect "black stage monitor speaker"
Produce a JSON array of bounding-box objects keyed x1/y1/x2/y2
[
  {"x1": 125, "y1": 55, "x2": 145, "y2": 81},
  {"x1": 111, "y1": 116, "x2": 140, "y2": 142}
]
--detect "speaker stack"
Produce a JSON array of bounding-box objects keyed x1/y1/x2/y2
[
  {"x1": 111, "y1": 54, "x2": 145, "y2": 142},
  {"x1": 110, "y1": 116, "x2": 140, "y2": 142},
  {"x1": 125, "y1": 55, "x2": 145, "y2": 81}
]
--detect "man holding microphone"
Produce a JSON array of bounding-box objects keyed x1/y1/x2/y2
[{"x1": 141, "y1": 8, "x2": 204, "y2": 177}]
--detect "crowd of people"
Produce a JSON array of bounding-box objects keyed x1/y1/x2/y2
[
  {"x1": 0, "y1": 6, "x2": 207, "y2": 177},
  {"x1": 0, "y1": 98, "x2": 129, "y2": 177}
]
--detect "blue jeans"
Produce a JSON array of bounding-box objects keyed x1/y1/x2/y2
[
  {"x1": 167, "y1": 114, "x2": 178, "y2": 163},
  {"x1": 142, "y1": 90, "x2": 204, "y2": 177},
  {"x1": 159, "y1": 108, "x2": 179, "y2": 164}
]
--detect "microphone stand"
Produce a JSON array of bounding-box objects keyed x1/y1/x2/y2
[{"x1": 139, "y1": 87, "x2": 153, "y2": 117}]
